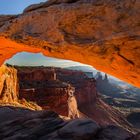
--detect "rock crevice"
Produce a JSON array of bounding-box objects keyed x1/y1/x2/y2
[{"x1": 0, "y1": 0, "x2": 139, "y2": 88}]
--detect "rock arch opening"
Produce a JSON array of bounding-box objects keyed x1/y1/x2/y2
[
  {"x1": 2, "y1": 51, "x2": 98, "y2": 119},
  {"x1": 0, "y1": 51, "x2": 140, "y2": 129},
  {"x1": 0, "y1": 0, "x2": 140, "y2": 139}
]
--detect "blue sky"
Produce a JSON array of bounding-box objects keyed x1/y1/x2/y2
[
  {"x1": 0, "y1": 0, "x2": 90, "y2": 67},
  {"x1": 5, "y1": 52, "x2": 89, "y2": 67},
  {"x1": 0, "y1": 0, "x2": 46, "y2": 14}
]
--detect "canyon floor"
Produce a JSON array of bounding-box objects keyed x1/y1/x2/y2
[{"x1": 0, "y1": 64, "x2": 139, "y2": 140}]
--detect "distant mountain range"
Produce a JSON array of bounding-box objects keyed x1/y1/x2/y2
[
  {"x1": 66, "y1": 66, "x2": 138, "y2": 88},
  {"x1": 65, "y1": 65, "x2": 96, "y2": 72}
]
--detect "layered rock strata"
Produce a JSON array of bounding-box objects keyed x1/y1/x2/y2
[
  {"x1": 0, "y1": 65, "x2": 132, "y2": 131},
  {"x1": 0, "y1": 0, "x2": 139, "y2": 87}
]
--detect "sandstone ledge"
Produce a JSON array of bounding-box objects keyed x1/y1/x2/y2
[{"x1": 0, "y1": 0, "x2": 139, "y2": 88}]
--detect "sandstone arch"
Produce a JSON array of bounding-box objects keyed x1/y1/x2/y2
[{"x1": 0, "y1": 0, "x2": 140, "y2": 87}]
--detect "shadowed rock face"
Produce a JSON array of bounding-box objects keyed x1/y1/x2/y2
[
  {"x1": 0, "y1": 106, "x2": 134, "y2": 140},
  {"x1": 0, "y1": 0, "x2": 139, "y2": 87}
]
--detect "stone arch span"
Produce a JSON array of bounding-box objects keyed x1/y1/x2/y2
[{"x1": 0, "y1": 0, "x2": 140, "y2": 87}]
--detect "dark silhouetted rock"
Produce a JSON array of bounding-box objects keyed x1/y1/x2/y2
[{"x1": 0, "y1": 106, "x2": 134, "y2": 140}]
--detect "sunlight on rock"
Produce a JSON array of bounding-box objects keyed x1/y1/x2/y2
[{"x1": 0, "y1": 0, "x2": 139, "y2": 139}]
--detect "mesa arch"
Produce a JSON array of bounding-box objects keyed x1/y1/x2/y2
[{"x1": 0, "y1": 0, "x2": 140, "y2": 87}]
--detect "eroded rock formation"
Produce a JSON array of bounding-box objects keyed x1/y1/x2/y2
[
  {"x1": 17, "y1": 67, "x2": 79, "y2": 118},
  {"x1": 0, "y1": 0, "x2": 139, "y2": 138},
  {"x1": 55, "y1": 68, "x2": 131, "y2": 128},
  {"x1": 0, "y1": 0, "x2": 139, "y2": 87},
  {"x1": 0, "y1": 65, "x2": 18, "y2": 102},
  {"x1": 0, "y1": 65, "x2": 81, "y2": 118},
  {"x1": 19, "y1": 66, "x2": 128, "y2": 127},
  {"x1": 0, "y1": 65, "x2": 132, "y2": 132}
]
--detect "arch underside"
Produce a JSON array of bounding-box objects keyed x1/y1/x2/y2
[{"x1": 0, "y1": 0, "x2": 140, "y2": 87}]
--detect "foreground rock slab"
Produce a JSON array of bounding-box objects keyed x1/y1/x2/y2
[{"x1": 0, "y1": 106, "x2": 134, "y2": 140}]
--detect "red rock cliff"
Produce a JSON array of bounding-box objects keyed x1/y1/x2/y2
[
  {"x1": 56, "y1": 68, "x2": 131, "y2": 128},
  {"x1": 0, "y1": 65, "x2": 18, "y2": 103},
  {"x1": 8, "y1": 66, "x2": 79, "y2": 118},
  {"x1": 0, "y1": 65, "x2": 132, "y2": 130}
]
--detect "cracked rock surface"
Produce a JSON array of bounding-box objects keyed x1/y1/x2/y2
[
  {"x1": 0, "y1": 0, "x2": 140, "y2": 87},
  {"x1": 0, "y1": 106, "x2": 135, "y2": 140}
]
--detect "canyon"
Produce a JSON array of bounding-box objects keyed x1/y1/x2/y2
[
  {"x1": 95, "y1": 72, "x2": 140, "y2": 129},
  {"x1": 0, "y1": 64, "x2": 138, "y2": 140},
  {"x1": 0, "y1": 0, "x2": 140, "y2": 139},
  {"x1": 0, "y1": 65, "x2": 130, "y2": 128}
]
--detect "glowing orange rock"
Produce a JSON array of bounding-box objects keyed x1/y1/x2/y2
[{"x1": 0, "y1": 0, "x2": 139, "y2": 87}]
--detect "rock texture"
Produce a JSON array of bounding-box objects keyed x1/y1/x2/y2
[
  {"x1": 0, "y1": 65, "x2": 139, "y2": 139},
  {"x1": 0, "y1": 106, "x2": 134, "y2": 140},
  {"x1": 0, "y1": 65, "x2": 132, "y2": 131},
  {"x1": 17, "y1": 66, "x2": 80, "y2": 118},
  {"x1": 55, "y1": 68, "x2": 132, "y2": 128},
  {"x1": 0, "y1": 0, "x2": 139, "y2": 87},
  {"x1": 0, "y1": 65, "x2": 18, "y2": 102},
  {"x1": 18, "y1": 66, "x2": 131, "y2": 128},
  {"x1": 130, "y1": 133, "x2": 140, "y2": 140}
]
